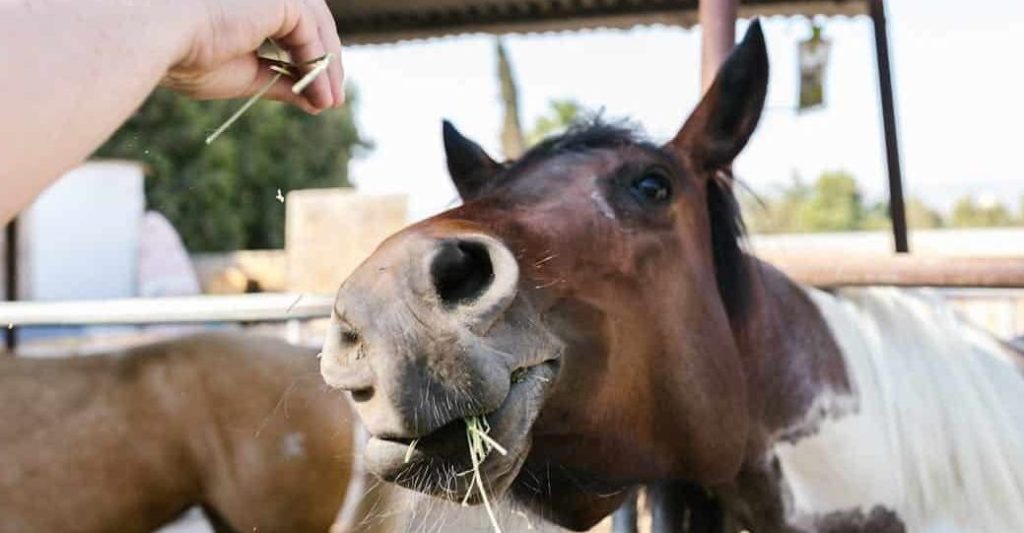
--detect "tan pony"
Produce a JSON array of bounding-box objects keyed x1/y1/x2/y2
[{"x1": 0, "y1": 332, "x2": 397, "y2": 533}]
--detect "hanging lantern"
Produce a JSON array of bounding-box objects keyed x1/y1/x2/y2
[{"x1": 798, "y1": 23, "x2": 831, "y2": 111}]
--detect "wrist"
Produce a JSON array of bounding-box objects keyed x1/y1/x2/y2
[{"x1": 154, "y1": 0, "x2": 206, "y2": 73}]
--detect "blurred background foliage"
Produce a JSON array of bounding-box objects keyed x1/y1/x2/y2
[
  {"x1": 740, "y1": 170, "x2": 1024, "y2": 233},
  {"x1": 526, "y1": 99, "x2": 585, "y2": 146},
  {"x1": 96, "y1": 87, "x2": 369, "y2": 252}
]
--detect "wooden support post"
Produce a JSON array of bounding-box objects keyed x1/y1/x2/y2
[
  {"x1": 4, "y1": 218, "x2": 17, "y2": 352},
  {"x1": 699, "y1": 0, "x2": 738, "y2": 91},
  {"x1": 869, "y1": 0, "x2": 909, "y2": 253}
]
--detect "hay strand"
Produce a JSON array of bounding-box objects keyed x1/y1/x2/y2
[
  {"x1": 464, "y1": 416, "x2": 503, "y2": 533},
  {"x1": 291, "y1": 53, "x2": 334, "y2": 95},
  {"x1": 400, "y1": 416, "x2": 506, "y2": 532},
  {"x1": 468, "y1": 424, "x2": 508, "y2": 456},
  {"x1": 403, "y1": 438, "x2": 419, "y2": 464},
  {"x1": 205, "y1": 72, "x2": 282, "y2": 145},
  {"x1": 206, "y1": 40, "x2": 332, "y2": 145}
]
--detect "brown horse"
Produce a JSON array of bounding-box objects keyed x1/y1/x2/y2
[
  {"x1": 320, "y1": 21, "x2": 1024, "y2": 532},
  {"x1": 0, "y1": 332, "x2": 372, "y2": 533}
]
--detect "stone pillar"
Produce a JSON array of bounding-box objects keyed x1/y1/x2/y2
[{"x1": 286, "y1": 189, "x2": 408, "y2": 294}]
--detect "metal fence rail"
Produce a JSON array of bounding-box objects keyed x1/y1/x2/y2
[
  {"x1": 0, "y1": 293, "x2": 333, "y2": 327},
  {"x1": 2, "y1": 256, "x2": 1024, "y2": 330}
]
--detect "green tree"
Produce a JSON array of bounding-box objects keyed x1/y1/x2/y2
[
  {"x1": 863, "y1": 198, "x2": 944, "y2": 230},
  {"x1": 527, "y1": 99, "x2": 584, "y2": 146},
  {"x1": 95, "y1": 88, "x2": 368, "y2": 252},
  {"x1": 907, "y1": 198, "x2": 945, "y2": 229},
  {"x1": 792, "y1": 170, "x2": 864, "y2": 232},
  {"x1": 861, "y1": 201, "x2": 891, "y2": 230},
  {"x1": 742, "y1": 170, "x2": 946, "y2": 234},
  {"x1": 492, "y1": 39, "x2": 585, "y2": 152},
  {"x1": 496, "y1": 39, "x2": 525, "y2": 159},
  {"x1": 741, "y1": 174, "x2": 810, "y2": 234},
  {"x1": 950, "y1": 195, "x2": 1013, "y2": 228}
]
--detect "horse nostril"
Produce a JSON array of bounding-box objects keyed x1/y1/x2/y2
[
  {"x1": 341, "y1": 329, "x2": 359, "y2": 345},
  {"x1": 351, "y1": 387, "x2": 374, "y2": 403},
  {"x1": 430, "y1": 240, "x2": 495, "y2": 307}
]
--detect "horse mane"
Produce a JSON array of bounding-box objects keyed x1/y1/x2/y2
[
  {"x1": 512, "y1": 119, "x2": 753, "y2": 321},
  {"x1": 706, "y1": 168, "x2": 753, "y2": 321}
]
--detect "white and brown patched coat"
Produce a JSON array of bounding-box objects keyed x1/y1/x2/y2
[{"x1": 768, "y1": 287, "x2": 1024, "y2": 532}]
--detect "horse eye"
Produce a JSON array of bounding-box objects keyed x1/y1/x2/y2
[{"x1": 630, "y1": 173, "x2": 672, "y2": 204}]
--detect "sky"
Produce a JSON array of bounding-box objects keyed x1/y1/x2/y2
[{"x1": 341, "y1": 0, "x2": 1024, "y2": 222}]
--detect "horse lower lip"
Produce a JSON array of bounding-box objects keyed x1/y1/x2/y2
[
  {"x1": 366, "y1": 357, "x2": 559, "y2": 489},
  {"x1": 380, "y1": 418, "x2": 467, "y2": 455}
]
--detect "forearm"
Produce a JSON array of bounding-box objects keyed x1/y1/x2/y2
[{"x1": 0, "y1": 0, "x2": 194, "y2": 222}]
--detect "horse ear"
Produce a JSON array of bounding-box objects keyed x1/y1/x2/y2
[
  {"x1": 668, "y1": 20, "x2": 768, "y2": 172},
  {"x1": 443, "y1": 120, "x2": 502, "y2": 200}
]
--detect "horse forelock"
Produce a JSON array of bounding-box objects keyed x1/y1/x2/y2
[
  {"x1": 502, "y1": 118, "x2": 649, "y2": 176},
  {"x1": 775, "y1": 287, "x2": 1024, "y2": 531}
]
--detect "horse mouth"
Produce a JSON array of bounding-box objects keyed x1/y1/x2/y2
[{"x1": 364, "y1": 358, "x2": 560, "y2": 503}]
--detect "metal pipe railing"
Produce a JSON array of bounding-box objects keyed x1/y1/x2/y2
[{"x1": 0, "y1": 293, "x2": 332, "y2": 327}]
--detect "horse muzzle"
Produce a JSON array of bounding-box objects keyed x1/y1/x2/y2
[{"x1": 319, "y1": 228, "x2": 563, "y2": 498}]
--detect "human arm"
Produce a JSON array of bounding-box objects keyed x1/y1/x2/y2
[{"x1": 0, "y1": 0, "x2": 344, "y2": 223}]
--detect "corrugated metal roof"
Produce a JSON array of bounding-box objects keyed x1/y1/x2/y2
[{"x1": 329, "y1": 0, "x2": 866, "y2": 44}]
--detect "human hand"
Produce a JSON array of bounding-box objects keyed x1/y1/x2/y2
[{"x1": 162, "y1": 0, "x2": 344, "y2": 114}]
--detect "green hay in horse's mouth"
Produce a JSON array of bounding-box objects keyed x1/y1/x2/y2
[
  {"x1": 464, "y1": 416, "x2": 506, "y2": 533},
  {"x1": 403, "y1": 416, "x2": 507, "y2": 533}
]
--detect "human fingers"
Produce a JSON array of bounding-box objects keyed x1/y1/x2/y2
[
  {"x1": 273, "y1": 0, "x2": 333, "y2": 110},
  {"x1": 255, "y1": 62, "x2": 321, "y2": 114},
  {"x1": 307, "y1": 0, "x2": 346, "y2": 106},
  {"x1": 176, "y1": 54, "x2": 320, "y2": 114}
]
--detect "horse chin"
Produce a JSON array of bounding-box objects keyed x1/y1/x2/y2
[{"x1": 364, "y1": 358, "x2": 560, "y2": 503}]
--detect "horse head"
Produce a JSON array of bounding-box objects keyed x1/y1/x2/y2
[{"x1": 320, "y1": 21, "x2": 768, "y2": 530}]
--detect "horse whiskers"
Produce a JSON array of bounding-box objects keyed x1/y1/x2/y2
[
  {"x1": 354, "y1": 478, "x2": 394, "y2": 528},
  {"x1": 533, "y1": 253, "x2": 558, "y2": 268},
  {"x1": 533, "y1": 279, "x2": 562, "y2": 290},
  {"x1": 516, "y1": 468, "x2": 544, "y2": 495}
]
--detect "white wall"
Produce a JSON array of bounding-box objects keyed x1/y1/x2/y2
[{"x1": 19, "y1": 161, "x2": 145, "y2": 301}]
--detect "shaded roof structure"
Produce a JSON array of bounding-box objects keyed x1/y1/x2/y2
[{"x1": 328, "y1": 0, "x2": 866, "y2": 44}]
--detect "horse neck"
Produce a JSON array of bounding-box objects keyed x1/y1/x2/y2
[{"x1": 731, "y1": 258, "x2": 852, "y2": 448}]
